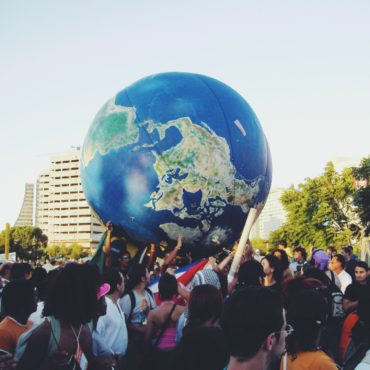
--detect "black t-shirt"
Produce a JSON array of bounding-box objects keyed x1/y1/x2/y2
[{"x1": 344, "y1": 282, "x2": 369, "y2": 302}]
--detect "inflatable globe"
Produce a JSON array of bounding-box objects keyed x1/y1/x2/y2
[{"x1": 81, "y1": 72, "x2": 272, "y2": 247}]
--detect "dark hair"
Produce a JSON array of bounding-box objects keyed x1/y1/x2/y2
[
  {"x1": 303, "y1": 268, "x2": 333, "y2": 287},
  {"x1": 282, "y1": 276, "x2": 324, "y2": 310},
  {"x1": 127, "y1": 264, "x2": 147, "y2": 290},
  {"x1": 342, "y1": 246, "x2": 353, "y2": 255},
  {"x1": 158, "y1": 273, "x2": 177, "y2": 301},
  {"x1": 278, "y1": 240, "x2": 287, "y2": 248},
  {"x1": 102, "y1": 268, "x2": 123, "y2": 294},
  {"x1": 333, "y1": 254, "x2": 346, "y2": 269},
  {"x1": 43, "y1": 263, "x2": 100, "y2": 325},
  {"x1": 293, "y1": 247, "x2": 307, "y2": 261},
  {"x1": 237, "y1": 260, "x2": 264, "y2": 288},
  {"x1": 262, "y1": 254, "x2": 284, "y2": 283},
  {"x1": 272, "y1": 248, "x2": 290, "y2": 270},
  {"x1": 222, "y1": 286, "x2": 283, "y2": 360},
  {"x1": 184, "y1": 284, "x2": 223, "y2": 336},
  {"x1": 10, "y1": 263, "x2": 32, "y2": 280},
  {"x1": 355, "y1": 261, "x2": 369, "y2": 272},
  {"x1": 2, "y1": 279, "x2": 36, "y2": 316},
  {"x1": 171, "y1": 326, "x2": 229, "y2": 370},
  {"x1": 286, "y1": 290, "x2": 328, "y2": 358},
  {"x1": 31, "y1": 267, "x2": 48, "y2": 302},
  {"x1": 351, "y1": 285, "x2": 370, "y2": 344},
  {"x1": 0, "y1": 263, "x2": 12, "y2": 277}
]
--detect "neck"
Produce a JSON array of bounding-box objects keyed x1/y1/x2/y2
[
  {"x1": 134, "y1": 283, "x2": 146, "y2": 294},
  {"x1": 228, "y1": 352, "x2": 269, "y2": 370},
  {"x1": 107, "y1": 292, "x2": 119, "y2": 303},
  {"x1": 335, "y1": 267, "x2": 343, "y2": 275},
  {"x1": 264, "y1": 275, "x2": 276, "y2": 286}
]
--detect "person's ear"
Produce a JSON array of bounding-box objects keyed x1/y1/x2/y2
[{"x1": 264, "y1": 333, "x2": 275, "y2": 351}]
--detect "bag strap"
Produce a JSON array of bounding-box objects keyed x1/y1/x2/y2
[
  {"x1": 128, "y1": 291, "x2": 136, "y2": 323},
  {"x1": 153, "y1": 304, "x2": 176, "y2": 348}
]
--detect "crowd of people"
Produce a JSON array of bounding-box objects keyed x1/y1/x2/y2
[{"x1": 0, "y1": 227, "x2": 369, "y2": 370}]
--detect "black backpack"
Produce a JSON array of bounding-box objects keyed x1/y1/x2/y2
[{"x1": 327, "y1": 270, "x2": 345, "y2": 319}]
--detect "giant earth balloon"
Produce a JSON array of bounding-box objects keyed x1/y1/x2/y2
[{"x1": 81, "y1": 72, "x2": 272, "y2": 248}]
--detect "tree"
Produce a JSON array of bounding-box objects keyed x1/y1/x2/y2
[
  {"x1": 352, "y1": 156, "x2": 370, "y2": 236},
  {"x1": 269, "y1": 162, "x2": 357, "y2": 248},
  {"x1": 0, "y1": 226, "x2": 48, "y2": 260}
]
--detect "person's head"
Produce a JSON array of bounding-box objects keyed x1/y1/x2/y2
[
  {"x1": 185, "y1": 284, "x2": 223, "y2": 335},
  {"x1": 118, "y1": 251, "x2": 131, "y2": 270},
  {"x1": 0, "y1": 262, "x2": 12, "y2": 281},
  {"x1": 285, "y1": 290, "x2": 327, "y2": 357},
  {"x1": 1, "y1": 279, "x2": 37, "y2": 319},
  {"x1": 190, "y1": 269, "x2": 228, "y2": 298},
  {"x1": 261, "y1": 255, "x2": 283, "y2": 284},
  {"x1": 354, "y1": 261, "x2": 369, "y2": 284},
  {"x1": 31, "y1": 267, "x2": 48, "y2": 302},
  {"x1": 278, "y1": 240, "x2": 287, "y2": 250},
  {"x1": 272, "y1": 249, "x2": 290, "y2": 270},
  {"x1": 310, "y1": 248, "x2": 330, "y2": 271},
  {"x1": 326, "y1": 246, "x2": 337, "y2": 258},
  {"x1": 342, "y1": 245, "x2": 353, "y2": 261},
  {"x1": 10, "y1": 263, "x2": 33, "y2": 281},
  {"x1": 222, "y1": 286, "x2": 286, "y2": 365},
  {"x1": 329, "y1": 254, "x2": 346, "y2": 273},
  {"x1": 127, "y1": 264, "x2": 149, "y2": 290},
  {"x1": 237, "y1": 259, "x2": 264, "y2": 288},
  {"x1": 293, "y1": 247, "x2": 307, "y2": 263},
  {"x1": 158, "y1": 273, "x2": 178, "y2": 301},
  {"x1": 102, "y1": 268, "x2": 125, "y2": 297},
  {"x1": 43, "y1": 263, "x2": 101, "y2": 325}
]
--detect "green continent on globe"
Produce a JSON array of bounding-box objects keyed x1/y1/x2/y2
[
  {"x1": 82, "y1": 101, "x2": 262, "y2": 242},
  {"x1": 142, "y1": 117, "x2": 261, "y2": 228},
  {"x1": 82, "y1": 98, "x2": 139, "y2": 167}
]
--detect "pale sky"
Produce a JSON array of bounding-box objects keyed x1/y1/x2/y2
[{"x1": 1, "y1": 0, "x2": 369, "y2": 227}]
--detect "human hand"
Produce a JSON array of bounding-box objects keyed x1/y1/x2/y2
[
  {"x1": 175, "y1": 235, "x2": 183, "y2": 250},
  {"x1": 0, "y1": 353, "x2": 17, "y2": 369},
  {"x1": 105, "y1": 221, "x2": 113, "y2": 232}
]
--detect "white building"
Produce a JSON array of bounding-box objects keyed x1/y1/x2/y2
[
  {"x1": 36, "y1": 148, "x2": 104, "y2": 248},
  {"x1": 332, "y1": 156, "x2": 362, "y2": 173},
  {"x1": 15, "y1": 183, "x2": 34, "y2": 226},
  {"x1": 251, "y1": 188, "x2": 287, "y2": 240}
]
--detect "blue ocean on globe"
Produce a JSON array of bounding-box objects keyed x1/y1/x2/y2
[{"x1": 81, "y1": 72, "x2": 272, "y2": 248}]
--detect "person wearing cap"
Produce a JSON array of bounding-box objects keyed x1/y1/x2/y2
[{"x1": 96, "y1": 268, "x2": 128, "y2": 368}]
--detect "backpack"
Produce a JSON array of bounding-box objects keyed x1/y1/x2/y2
[
  {"x1": 327, "y1": 270, "x2": 345, "y2": 319},
  {"x1": 127, "y1": 287, "x2": 155, "y2": 324}
]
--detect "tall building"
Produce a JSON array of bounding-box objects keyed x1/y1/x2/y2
[
  {"x1": 35, "y1": 170, "x2": 50, "y2": 235},
  {"x1": 36, "y1": 148, "x2": 104, "y2": 248},
  {"x1": 15, "y1": 183, "x2": 34, "y2": 226},
  {"x1": 251, "y1": 188, "x2": 287, "y2": 240}
]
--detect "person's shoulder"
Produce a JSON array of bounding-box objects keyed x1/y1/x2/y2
[{"x1": 311, "y1": 351, "x2": 337, "y2": 369}]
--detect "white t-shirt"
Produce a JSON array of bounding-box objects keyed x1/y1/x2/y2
[
  {"x1": 96, "y1": 297, "x2": 128, "y2": 356},
  {"x1": 29, "y1": 301, "x2": 45, "y2": 327},
  {"x1": 120, "y1": 289, "x2": 156, "y2": 326},
  {"x1": 338, "y1": 270, "x2": 352, "y2": 294}
]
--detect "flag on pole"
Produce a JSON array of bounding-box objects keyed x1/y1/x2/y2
[{"x1": 89, "y1": 231, "x2": 108, "y2": 272}]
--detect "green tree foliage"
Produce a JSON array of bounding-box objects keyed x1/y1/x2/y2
[
  {"x1": 0, "y1": 226, "x2": 48, "y2": 260},
  {"x1": 269, "y1": 162, "x2": 356, "y2": 248},
  {"x1": 250, "y1": 237, "x2": 270, "y2": 253},
  {"x1": 44, "y1": 242, "x2": 88, "y2": 260},
  {"x1": 352, "y1": 156, "x2": 370, "y2": 236}
]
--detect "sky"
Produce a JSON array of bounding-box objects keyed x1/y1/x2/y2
[{"x1": 0, "y1": 0, "x2": 369, "y2": 227}]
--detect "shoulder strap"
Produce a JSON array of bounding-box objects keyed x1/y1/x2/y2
[
  {"x1": 145, "y1": 287, "x2": 154, "y2": 309},
  {"x1": 128, "y1": 291, "x2": 136, "y2": 323},
  {"x1": 329, "y1": 270, "x2": 335, "y2": 284},
  {"x1": 154, "y1": 304, "x2": 176, "y2": 348}
]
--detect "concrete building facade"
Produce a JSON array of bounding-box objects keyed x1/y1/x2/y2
[
  {"x1": 15, "y1": 183, "x2": 34, "y2": 226},
  {"x1": 36, "y1": 148, "x2": 104, "y2": 248},
  {"x1": 251, "y1": 188, "x2": 287, "y2": 240}
]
